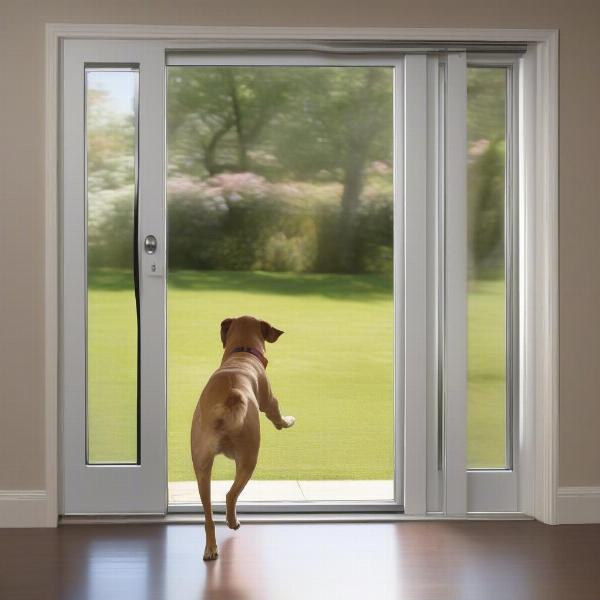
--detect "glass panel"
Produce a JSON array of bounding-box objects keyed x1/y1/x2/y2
[
  {"x1": 466, "y1": 67, "x2": 508, "y2": 469},
  {"x1": 86, "y1": 69, "x2": 139, "y2": 464},
  {"x1": 167, "y1": 66, "x2": 394, "y2": 502}
]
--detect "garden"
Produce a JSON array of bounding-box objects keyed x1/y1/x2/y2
[{"x1": 86, "y1": 65, "x2": 508, "y2": 480}]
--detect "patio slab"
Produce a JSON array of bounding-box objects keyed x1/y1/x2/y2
[
  {"x1": 169, "y1": 480, "x2": 304, "y2": 503},
  {"x1": 299, "y1": 480, "x2": 393, "y2": 501},
  {"x1": 169, "y1": 479, "x2": 394, "y2": 504}
]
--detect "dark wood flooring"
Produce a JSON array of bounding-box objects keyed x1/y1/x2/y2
[{"x1": 1, "y1": 521, "x2": 600, "y2": 599}]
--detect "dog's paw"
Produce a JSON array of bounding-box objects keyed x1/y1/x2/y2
[
  {"x1": 226, "y1": 517, "x2": 241, "y2": 530},
  {"x1": 280, "y1": 415, "x2": 295, "y2": 429},
  {"x1": 203, "y1": 544, "x2": 219, "y2": 561}
]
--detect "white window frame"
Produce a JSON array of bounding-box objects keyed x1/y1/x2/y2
[
  {"x1": 44, "y1": 25, "x2": 558, "y2": 525},
  {"x1": 465, "y1": 54, "x2": 521, "y2": 514}
]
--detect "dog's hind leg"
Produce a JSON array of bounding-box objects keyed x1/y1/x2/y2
[
  {"x1": 194, "y1": 451, "x2": 219, "y2": 561},
  {"x1": 226, "y1": 450, "x2": 258, "y2": 530}
]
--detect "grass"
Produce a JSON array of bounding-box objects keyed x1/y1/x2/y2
[
  {"x1": 467, "y1": 278, "x2": 507, "y2": 469},
  {"x1": 87, "y1": 269, "x2": 506, "y2": 480},
  {"x1": 167, "y1": 270, "x2": 394, "y2": 481}
]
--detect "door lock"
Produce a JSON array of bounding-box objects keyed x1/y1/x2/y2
[{"x1": 144, "y1": 235, "x2": 158, "y2": 255}]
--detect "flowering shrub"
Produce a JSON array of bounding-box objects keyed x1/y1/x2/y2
[
  {"x1": 88, "y1": 186, "x2": 135, "y2": 269},
  {"x1": 89, "y1": 172, "x2": 393, "y2": 274}
]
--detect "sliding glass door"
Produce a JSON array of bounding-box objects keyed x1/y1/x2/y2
[{"x1": 60, "y1": 39, "x2": 520, "y2": 516}]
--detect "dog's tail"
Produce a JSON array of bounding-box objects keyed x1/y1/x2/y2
[{"x1": 214, "y1": 389, "x2": 248, "y2": 431}]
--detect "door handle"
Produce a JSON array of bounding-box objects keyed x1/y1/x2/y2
[
  {"x1": 144, "y1": 234, "x2": 158, "y2": 255},
  {"x1": 142, "y1": 235, "x2": 162, "y2": 277}
]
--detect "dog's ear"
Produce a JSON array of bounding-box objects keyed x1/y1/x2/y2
[
  {"x1": 261, "y1": 320, "x2": 284, "y2": 343},
  {"x1": 220, "y1": 318, "x2": 234, "y2": 347}
]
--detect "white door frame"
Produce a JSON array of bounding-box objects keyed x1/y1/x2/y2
[
  {"x1": 44, "y1": 25, "x2": 558, "y2": 525},
  {"x1": 61, "y1": 39, "x2": 167, "y2": 514}
]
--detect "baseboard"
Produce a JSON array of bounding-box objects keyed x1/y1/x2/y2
[
  {"x1": 557, "y1": 487, "x2": 600, "y2": 524},
  {"x1": 0, "y1": 490, "x2": 52, "y2": 527}
]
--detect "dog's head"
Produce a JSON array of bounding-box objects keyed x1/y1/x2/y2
[{"x1": 220, "y1": 316, "x2": 284, "y2": 349}]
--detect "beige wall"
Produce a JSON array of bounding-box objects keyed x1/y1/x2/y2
[{"x1": 0, "y1": 0, "x2": 598, "y2": 491}]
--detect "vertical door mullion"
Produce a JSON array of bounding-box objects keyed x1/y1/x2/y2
[
  {"x1": 426, "y1": 55, "x2": 443, "y2": 513},
  {"x1": 444, "y1": 52, "x2": 468, "y2": 516},
  {"x1": 393, "y1": 60, "x2": 404, "y2": 505},
  {"x1": 402, "y1": 55, "x2": 429, "y2": 515},
  {"x1": 138, "y1": 43, "x2": 168, "y2": 514}
]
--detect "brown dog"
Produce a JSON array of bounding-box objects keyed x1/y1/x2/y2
[{"x1": 191, "y1": 315, "x2": 295, "y2": 561}]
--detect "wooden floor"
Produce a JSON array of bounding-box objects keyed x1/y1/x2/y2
[{"x1": 1, "y1": 521, "x2": 600, "y2": 599}]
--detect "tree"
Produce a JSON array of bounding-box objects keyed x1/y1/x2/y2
[
  {"x1": 168, "y1": 67, "x2": 292, "y2": 176},
  {"x1": 468, "y1": 139, "x2": 505, "y2": 278},
  {"x1": 167, "y1": 66, "x2": 394, "y2": 273},
  {"x1": 271, "y1": 68, "x2": 393, "y2": 271},
  {"x1": 467, "y1": 68, "x2": 507, "y2": 279}
]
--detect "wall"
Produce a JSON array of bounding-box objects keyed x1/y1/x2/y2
[{"x1": 0, "y1": 0, "x2": 598, "y2": 496}]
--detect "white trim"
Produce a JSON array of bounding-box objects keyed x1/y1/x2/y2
[
  {"x1": 0, "y1": 491, "x2": 50, "y2": 528},
  {"x1": 513, "y1": 33, "x2": 560, "y2": 524},
  {"x1": 42, "y1": 24, "x2": 559, "y2": 525},
  {"x1": 537, "y1": 31, "x2": 559, "y2": 525},
  {"x1": 46, "y1": 24, "x2": 558, "y2": 43},
  {"x1": 557, "y1": 487, "x2": 600, "y2": 524}
]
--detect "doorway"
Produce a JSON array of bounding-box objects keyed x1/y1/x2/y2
[
  {"x1": 59, "y1": 38, "x2": 522, "y2": 516},
  {"x1": 166, "y1": 64, "x2": 395, "y2": 507}
]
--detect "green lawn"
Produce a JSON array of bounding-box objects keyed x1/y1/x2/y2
[
  {"x1": 87, "y1": 270, "x2": 506, "y2": 480},
  {"x1": 467, "y1": 278, "x2": 507, "y2": 469}
]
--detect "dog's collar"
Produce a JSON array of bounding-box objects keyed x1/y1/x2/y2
[{"x1": 231, "y1": 347, "x2": 268, "y2": 369}]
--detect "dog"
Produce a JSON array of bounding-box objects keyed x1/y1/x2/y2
[{"x1": 191, "y1": 315, "x2": 295, "y2": 561}]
